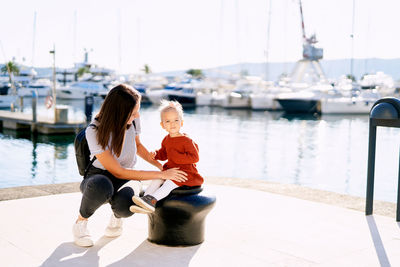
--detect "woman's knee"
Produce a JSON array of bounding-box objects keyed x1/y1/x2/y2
[
  {"x1": 111, "y1": 186, "x2": 136, "y2": 218},
  {"x1": 81, "y1": 175, "x2": 114, "y2": 200}
]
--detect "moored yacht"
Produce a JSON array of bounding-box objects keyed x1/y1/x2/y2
[
  {"x1": 321, "y1": 89, "x2": 380, "y2": 114},
  {"x1": 167, "y1": 87, "x2": 197, "y2": 106},
  {"x1": 250, "y1": 82, "x2": 292, "y2": 110},
  {"x1": 147, "y1": 83, "x2": 182, "y2": 105},
  {"x1": 166, "y1": 79, "x2": 203, "y2": 106},
  {"x1": 133, "y1": 83, "x2": 151, "y2": 104},
  {"x1": 220, "y1": 90, "x2": 251, "y2": 109},
  {"x1": 0, "y1": 81, "x2": 18, "y2": 109},
  {"x1": 359, "y1": 71, "x2": 395, "y2": 97},
  {"x1": 276, "y1": 83, "x2": 335, "y2": 114},
  {"x1": 56, "y1": 81, "x2": 109, "y2": 99},
  {"x1": 220, "y1": 76, "x2": 265, "y2": 109},
  {"x1": 18, "y1": 78, "x2": 52, "y2": 97},
  {"x1": 196, "y1": 79, "x2": 234, "y2": 107},
  {"x1": 130, "y1": 74, "x2": 168, "y2": 104}
]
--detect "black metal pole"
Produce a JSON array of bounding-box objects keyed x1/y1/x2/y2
[
  {"x1": 366, "y1": 121, "x2": 377, "y2": 215},
  {"x1": 85, "y1": 95, "x2": 94, "y2": 124},
  {"x1": 31, "y1": 90, "x2": 38, "y2": 133}
]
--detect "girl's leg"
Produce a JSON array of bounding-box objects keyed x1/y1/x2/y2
[
  {"x1": 151, "y1": 180, "x2": 178, "y2": 201},
  {"x1": 79, "y1": 174, "x2": 114, "y2": 218},
  {"x1": 144, "y1": 179, "x2": 164, "y2": 196}
]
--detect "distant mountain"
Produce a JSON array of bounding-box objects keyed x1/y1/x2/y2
[
  {"x1": 2, "y1": 58, "x2": 400, "y2": 82},
  {"x1": 160, "y1": 58, "x2": 400, "y2": 82}
]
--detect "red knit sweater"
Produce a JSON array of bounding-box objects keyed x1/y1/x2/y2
[{"x1": 155, "y1": 134, "x2": 204, "y2": 187}]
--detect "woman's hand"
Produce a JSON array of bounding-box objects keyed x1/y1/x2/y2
[
  {"x1": 150, "y1": 151, "x2": 156, "y2": 160},
  {"x1": 161, "y1": 168, "x2": 188, "y2": 183}
]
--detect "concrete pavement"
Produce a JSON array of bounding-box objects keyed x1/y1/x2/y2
[{"x1": 0, "y1": 183, "x2": 399, "y2": 266}]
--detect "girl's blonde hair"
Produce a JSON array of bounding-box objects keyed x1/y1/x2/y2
[{"x1": 159, "y1": 99, "x2": 184, "y2": 120}]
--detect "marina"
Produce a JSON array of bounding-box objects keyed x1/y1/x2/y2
[
  {"x1": 3, "y1": 0, "x2": 400, "y2": 265},
  {"x1": 0, "y1": 109, "x2": 85, "y2": 134},
  {"x1": 1, "y1": 0, "x2": 400, "y2": 207},
  {"x1": 1, "y1": 102, "x2": 400, "y2": 205}
]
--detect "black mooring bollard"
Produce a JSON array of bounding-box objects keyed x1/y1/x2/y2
[
  {"x1": 31, "y1": 90, "x2": 38, "y2": 132},
  {"x1": 366, "y1": 97, "x2": 400, "y2": 221},
  {"x1": 84, "y1": 95, "x2": 94, "y2": 124},
  {"x1": 147, "y1": 186, "x2": 216, "y2": 246},
  {"x1": 31, "y1": 90, "x2": 38, "y2": 123}
]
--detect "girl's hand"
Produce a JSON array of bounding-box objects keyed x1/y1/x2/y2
[
  {"x1": 161, "y1": 168, "x2": 188, "y2": 183},
  {"x1": 150, "y1": 151, "x2": 156, "y2": 160}
]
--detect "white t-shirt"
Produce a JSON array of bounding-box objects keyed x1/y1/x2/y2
[{"x1": 85, "y1": 117, "x2": 141, "y2": 170}]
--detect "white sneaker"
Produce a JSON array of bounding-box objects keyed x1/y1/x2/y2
[
  {"x1": 130, "y1": 204, "x2": 151, "y2": 214},
  {"x1": 104, "y1": 214, "x2": 123, "y2": 237},
  {"x1": 72, "y1": 220, "x2": 94, "y2": 247}
]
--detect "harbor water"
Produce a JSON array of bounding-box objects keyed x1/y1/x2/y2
[{"x1": 1, "y1": 98, "x2": 399, "y2": 203}]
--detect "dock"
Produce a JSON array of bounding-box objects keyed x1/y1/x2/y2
[
  {"x1": 0, "y1": 110, "x2": 85, "y2": 134},
  {"x1": 1, "y1": 179, "x2": 399, "y2": 266}
]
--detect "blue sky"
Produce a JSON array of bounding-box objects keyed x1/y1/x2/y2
[{"x1": 1, "y1": 0, "x2": 399, "y2": 74}]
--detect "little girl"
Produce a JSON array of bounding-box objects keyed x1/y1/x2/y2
[{"x1": 131, "y1": 100, "x2": 204, "y2": 212}]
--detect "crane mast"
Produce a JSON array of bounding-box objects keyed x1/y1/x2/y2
[
  {"x1": 299, "y1": 0, "x2": 307, "y2": 43},
  {"x1": 298, "y1": 0, "x2": 323, "y2": 60},
  {"x1": 286, "y1": 0, "x2": 326, "y2": 84}
]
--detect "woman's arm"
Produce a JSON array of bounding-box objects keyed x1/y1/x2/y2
[
  {"x1": 135, "y1": 135, "x2": 163, "y2": 170},
  {"x1": 95, "y1": 150, "x2": 187, "y2": 182}
]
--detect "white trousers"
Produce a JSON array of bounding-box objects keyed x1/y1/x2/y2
[{"x1": 144, "y1": 179, "x2": 178, "y2": 201}]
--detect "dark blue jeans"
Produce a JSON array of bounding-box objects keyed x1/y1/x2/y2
[{"x1": 79, "y1": 167, "x2": 137, "y2": 218}]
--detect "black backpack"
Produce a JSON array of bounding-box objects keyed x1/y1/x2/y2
[
  {"x1": 74, "y1": 124, "x2": 97, "y2": 178},
  {"x1": 74, "y1": 120, "x2": 136, "y2": 178}
]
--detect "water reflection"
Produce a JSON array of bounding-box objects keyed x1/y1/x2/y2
[
  {"x1": 2, "y1": 128, "x2": 74, "y2": 150},
  {"x1": 1, "y1": 128, "x2": 76, "y2": 187},
  {"x1": 279, "y1": 112, "x2": 320, "y2": 121},
  {"x1": 1, "y1": 103, "x2": 399, "y2": 203}
]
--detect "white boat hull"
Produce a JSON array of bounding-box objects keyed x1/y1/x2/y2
[
  {"x1": 196, "y1": 93, "x2": 213, "y2": 106},
  {"x1": 18, "y1": 88, "x2": 50, "y2": 97},
  {"x1": 57, "y1": 89, "x2": 87, "y2": 99},
  {"x1": 167, "y1": 91, "x2": 196, "y2": 106},
  {"x1": 196, "y1": 93, "x2": 225, "y2": 106},
  {"x1": 147, "y1": 89, "x2": 168, "y2": 105},
  {"x1": 221, "y1": 96, "x2": 250, "y2": 108},
  {"x1": 250, "y1": 94, "x2": 282, "y2": 110},
  {"x1": 56, "y1": 89, "x2": 108, "y2": 99},
  {"x1": 220, "y1": 93, "x2": 251, "y2": 109},
  {"x1": 56, "y1": 82, "x2": 109, "y2": 100},
  {"x1": 321, "y1": 98, "x2": 375, "y2": 114}
]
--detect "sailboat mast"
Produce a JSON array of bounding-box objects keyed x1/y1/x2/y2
[
  {"x1": 265, "y1": 0, "x2": 272, "y2": 81},
  {"x1": 73, "y1": 10, "x2": 77, "y2": 62},
  {"x1": 118, "y1": 9, "x2": 122, "y2": 74},
  {"x1": 31, "y1": 11, "x2": 36, "y2": 67},
  {"x1": 350, "y1": 0, "x2": 355, "y2": 78},
  {"x1": 218, "y1": 0, "x2": 224, "y2": 79},
  {"x1": 235, "y1": 0, "x2": 242, "y2": 76}
]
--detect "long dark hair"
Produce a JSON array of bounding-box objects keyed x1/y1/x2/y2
[{"x1": 96, "y1": 84, "x2": 140, "y2": 157}]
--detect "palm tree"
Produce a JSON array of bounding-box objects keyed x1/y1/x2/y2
[
  {"x1": 240, "y1": 69, "x2": 249, "y2": 77},
  {"x1": 77, "y1": 66, "x2": 91, "y2": 77},
  {"x1": 346, "y1": 74, "x2": 356, "y2": 82},
  {"x1": 1, "y1": 61, "x2": 20, "y2": 82},
  {"x1": 186, "y1": 69, "x2": 203, "y2": 78},
  {"x1": 142, "y1": 64, "x2": 151, "y2": 74}
]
